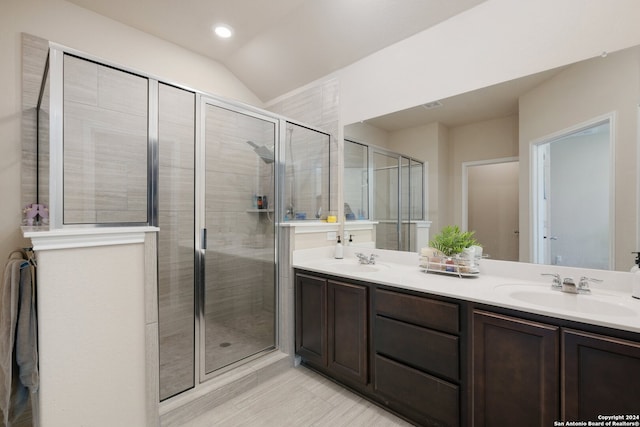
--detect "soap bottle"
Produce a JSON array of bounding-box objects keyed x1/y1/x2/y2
[
  {"x1": 334, "y1": 236, "x2": 344, "y2": 259},
  {"x1": 632, "y1": 252, "x2": 640, "y2": 299},
  {"x1": 348, "y1": 234, "x2": 353, "y2": 246}
]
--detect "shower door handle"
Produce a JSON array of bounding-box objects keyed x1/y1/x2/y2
[{"x1": 201, "y1": 228, "x2": 207, "y2": 250}]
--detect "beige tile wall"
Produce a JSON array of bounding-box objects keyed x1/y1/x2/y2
[
  {"x1": 157, "y1": 84, "x2": 196, "y2": 400},
  {"x1": 268, "y1": 78, "x2": 340, "y2": 221},
  {"x1": 202, "y1": 102, "x2": 276, "y2": 373},
  {"x1": 63, "y1": 55, "x2": 148, "y2": 224},
  {"x1": 21, "y1": 33, "x2": 49, "y2": 211}
]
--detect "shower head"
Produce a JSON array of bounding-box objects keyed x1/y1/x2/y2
[{"x1": 246, "y1": 140, "x2": 275, "y2": 164}]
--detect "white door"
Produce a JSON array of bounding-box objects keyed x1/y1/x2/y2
[
  {"x1": 533, "y1": 119, "x2": 612, "y2": 269},
  {"x1": 466, "y1": 160, "x2": 519, "y2": 261}
]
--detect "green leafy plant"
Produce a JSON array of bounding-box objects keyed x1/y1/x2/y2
[{"x1": 429, "y1": 225, "x2": 479, "y2": 257}]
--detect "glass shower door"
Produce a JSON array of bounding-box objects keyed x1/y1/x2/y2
[
  {"x1": 201, "y1": 100, "x2": 277, "y2": 377},
  {"x1": 373, "y1": 151, "x2": 400, "y2": 250}
]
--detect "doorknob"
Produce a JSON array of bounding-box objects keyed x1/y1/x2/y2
[{"x1": 543, "y1": 236, "x2": 558, "y2": 240}]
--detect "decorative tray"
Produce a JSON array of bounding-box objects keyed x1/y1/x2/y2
[
  {"x1": 420, "y1": 267, "x2": 479, "y2": 278},
  {"x1": 419, "y1": 257, "x2": 480, "y2": 278}
]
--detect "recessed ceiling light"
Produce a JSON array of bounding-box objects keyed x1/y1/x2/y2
[{"x1": 214, "y1": 25, "x2": 233, "y2": 39}]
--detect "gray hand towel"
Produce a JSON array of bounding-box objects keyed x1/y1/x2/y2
[
  {"x1": 0, "y1": 257, "x2": 22, "y2": 425},
  {"x1": 1, "y1": 252, "x2": 39, "y2": 425}
]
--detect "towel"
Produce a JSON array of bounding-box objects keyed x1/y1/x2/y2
[
  {"x1": 15, "y1": 256, "x2": 38, "y2": 402},
  {"x1": 0, "y1": 252, "x2": 39, "y2": 425}
]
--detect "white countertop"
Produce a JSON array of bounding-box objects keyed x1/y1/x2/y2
[{"x1": 293, "y1": 246, "x2": 640, "y2": 334}]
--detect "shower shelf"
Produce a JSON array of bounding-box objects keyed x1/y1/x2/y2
[{"x1": 246, "y1": 209, "x2": 274, "y2": 213}]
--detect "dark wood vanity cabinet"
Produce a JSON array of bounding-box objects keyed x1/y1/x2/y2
[
  {"x1": 295, "y1": 273, "x2": 327, "y2": 367},
  {"x1": 562, "y1": 329, "x2": 640, "y2": 419},
  {"x1": 473, "y1": 310, "x2": 559, "y2": 426},
  {"x1": 374, "y1": 288, "x2": 462, "y2": 427},
  {"x1": 296, "y1": 269, "x2": 640, "y2": 427},
  {"x1": 295, "y1": 272, "x2": 368, "y2": 386},
  {"x1": 295, "y1": 272, "x2": 464, "y2": 426},
  {"x1": 473, "y1": 310, "x2": 640, "y2": 425}
]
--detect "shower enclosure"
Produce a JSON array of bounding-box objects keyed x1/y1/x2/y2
[
  {"x1": 32, "y1": 44, "x2": 330, "y2": 403},
  {"x1": 344, "y1": 140, "x2": 425, "y2": 251},
  {"x1": 373, "y1": 149, "x2": 424, "y2": 251},
  {"x1": 198, "y1": 99, "x2": 277, "y2": 380},
  {"x1": 158, "y1": 94, "x2": 279, "y2": 400}
]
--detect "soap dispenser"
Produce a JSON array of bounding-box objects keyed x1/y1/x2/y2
[
  {"x1": 334, "y1": 236, "x2": 344, "y2": 259},
  {"x1": 632, "y1": 252, "x2": 640, "y2": 299}
]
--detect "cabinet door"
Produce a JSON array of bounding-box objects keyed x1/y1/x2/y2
[
  {"x1": 563, "y1": 329, "x2": 640, "y2": 419},
  {"x1": 473, "y1": 310, "x2": 559, "y2": 427},
  {"x1": 295, "y1": 273, "x2": 327, "y2": 367},
  {"x1": 327, "y1": 280, "x2": 368, "y2": 384}
]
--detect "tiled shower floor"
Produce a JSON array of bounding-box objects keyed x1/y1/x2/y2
[{"x1": 160, "y1": 310, "x2": 274, "y2": 400}]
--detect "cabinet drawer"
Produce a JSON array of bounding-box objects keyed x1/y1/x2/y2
[
  {"x1": 375, "y1": 354, "x2": 459, "y2": 427},
  {"x1": 375, "y1": 315, "x2": 459, "y2": 381},
  {"x1": 375, "y1": 289, "x2": 459, "y2": 334}
]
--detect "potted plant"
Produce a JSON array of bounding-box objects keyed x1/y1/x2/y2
[{"x1": 428, "y1": 225, "x2": 479, "y2": 272}]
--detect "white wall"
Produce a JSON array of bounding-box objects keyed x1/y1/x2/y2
[
  {"x1": 519, "y1": 46, "x2": 639, "y2": 270},
  {"x1": 0, "y1": 0, "x2": 261, "y2": 265},
  {"x1": 34, "y1": 237, "x2": 150, "y2": 427},
  {"x1": 388, "y1": 122, "x2": 449, "y2": 234},
  {"x1": 331, "y1": 0, "x2": 640, "y2": 263},
  {"x1": 344, "y1": 122, "x2": 389, "y2": 148},
  {"x1": 450, "y1": 115, "x2": 519, "y2": 226},
  {"x1": 336, "y1": 0, "x2": 640, "y2": 125}
]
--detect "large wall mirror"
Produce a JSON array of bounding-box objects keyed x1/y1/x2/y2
[
  {"x1": 345, "y1": 44, "x2": 640, "y2": 272},
  {"x1": 344, "y1": 139, "x2": 427, "y2": 252}
]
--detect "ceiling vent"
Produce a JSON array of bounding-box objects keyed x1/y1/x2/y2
[{"x1": 422, "y1": 101, "x2": 443, "y2": 109}]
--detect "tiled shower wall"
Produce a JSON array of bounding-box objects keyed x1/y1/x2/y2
[
  {"x1": 203, "y1": 103, "x2": 276, "y2": 323},
  {"x1": 21, "y1": 33, "x2": 48, "y2": 210},
  {"x1": 284, "y1": 123, "x2": 330, "y2": 220},
  {"x1": 268, "y1": 78, "x2": 340, "y2": 219},
  {"x1": 63, "y1": 55, "x2": 149, "y2": 224},
  {"x1": 157, "y1": 83, "x2": 196, "y2": 399}
]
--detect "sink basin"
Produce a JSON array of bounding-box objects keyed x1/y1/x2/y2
[
  {"x1": 494, "y1": 284, "x2": 636, "y2": 317},
  {"x1": 325, "y1": 262, "x2": 388, "y2": 274}
]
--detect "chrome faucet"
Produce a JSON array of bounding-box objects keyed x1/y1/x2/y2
[
  {"x1": 542, "y1": 273, "x2": 601, "y2": 294},
  {"x1": 541, "y1": 273, "x2": 562, "y2": 290},
  {"x1": 561, "y1": 277, "x2": 578, "y2": 294},
  {"x1": 355, "y1": 252, "x2": 378, "y2": 265},
  {"x1": 577, "y1": 276, "x2": 602, "y2": 294}
]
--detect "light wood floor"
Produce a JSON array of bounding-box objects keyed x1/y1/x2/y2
[{"x1": 180, "y1": 365, "x2": 414, "y2": 427}]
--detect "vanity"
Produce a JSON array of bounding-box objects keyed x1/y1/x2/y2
[{"x1": 293, "y1": 247, "x2": 640, "y2": 427}]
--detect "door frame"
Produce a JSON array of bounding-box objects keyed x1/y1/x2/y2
[
  {"x1": 197, "y1": 95, "x2": 281, "y2": 383},
  {"x1": 461, "y1": 156, "x2": 519, "y2": 232},
  {"x1": 529, "y1": 113, "x2": 615, "y2": 268}
]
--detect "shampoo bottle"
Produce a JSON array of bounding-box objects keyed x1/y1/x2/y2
[{"x1": 334, "y1": 236, "x2": 344, "y2": 259}]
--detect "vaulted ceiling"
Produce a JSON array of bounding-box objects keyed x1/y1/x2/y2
[{"x1": 66, "y1": 0, "x2": 486, "y2": 102}]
